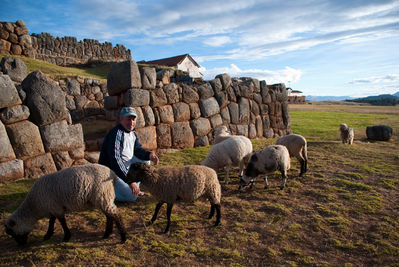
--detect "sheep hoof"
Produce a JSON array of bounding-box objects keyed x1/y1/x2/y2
[
  {"x1": 264, "y1": 185, "x2": 269, "y2": 189},
  {"x1": 163, "y1": 229, "x2": 170, "y2": 235},
  {"x1": 147, "y1": 220, "x2": 154, "y2": 226},
  {"x1": 43, "y1": 233, "x2": 52, "y2": 240},
  {"x1": 280, "y1": 186, "x2": 285, "y2": 190},
  {"x1": 120, "y1": 234, "x2": 127, "y2": 244},
  {"x1": 63, "y1": 233, "x2": 71, "y2": 242}
]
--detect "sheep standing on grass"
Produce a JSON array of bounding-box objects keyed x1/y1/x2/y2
[
  {"x1": 126, "y1": 163, "x2": 221, "y2": 234},
  {"x1": 339, "y1": 123, "x2": 354, "y2": 144},
  {"x1": 276, "y1": 134, "x2": 308, "y2": 176},
  {"x1": 5, "y1": 164, "x2": 127, "y2": 245},
  {"x1": 202, "y1": 135, "x2": 253, "y2": 184},
  {"x1": 239, "y1": 145, "x2": 290, "y2": 190}
]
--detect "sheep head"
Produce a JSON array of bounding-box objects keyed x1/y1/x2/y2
[
  {"x1": 127, "y1": 163, "x2": 156, "y2": 183},
  {"x1": 5, "y1": 218, "x2": 30, "y2": 245},
  {"x1": 214, "y1": 125, "x2": 230, "y2": 137},
  {"x1": 339, "y1": 123, "x2": 348, "y2": 132}
]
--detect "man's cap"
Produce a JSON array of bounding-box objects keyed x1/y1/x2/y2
[{"x1": 120, "y1": 107, "x2": 137, "y2": 117}]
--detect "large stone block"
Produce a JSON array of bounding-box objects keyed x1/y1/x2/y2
[
  {"x1": 124, "y1": 88, "x2": 150, "y2": 107},
  {"x1": 189, "y1": 103, "x2": 201, "y2": 119},
  {"x1": 194, "y1": 136, "x2": 209, "y2": 147},
  {"x1": 66, "y1": 78, "x2": 81, "y2": 96},
  {"x1": 107, "y1": 60, "x2": 141, "y2": 95},
  {"x1": 22, "y1": 71, "x2": 67, "y2": 126},
  {"x1": 6, "y1": 120, "x2": 44, "y2": 160},
  {"x1": 150, "y1": 88, "x2": 168, "y2": 107},
  {"x1": 0, "y1": 57, "x2": 27, "y2": 82},
  {"x1": 197, "y1": 82, "x2": 214, "y2": 99},
  {"x1": 104, "y1": 95, "x2": 119, "y2": 110},
  {"x1": 238, "y1": 97, "x2": 250, "y2": 123},
  {"x1": 134, "y1": 107, "x2": 145, "y2": 129},
  {"x1": 182, "y1": 85, "x2": 199, "y2": 103},
  {"x1": 171, "y1": 121, "x2": 194, "y2": 149},
  {"x1": 256, "y1": 116, "x2": 263, "y2": 137},
  {"x1": 228, "y1": 102, "x2": 239, "y2": 124},
  {"x1": 0, "y1": 104, "x2": 30, "y2": 125},
  {"x1": 52, "y1": 151, "x2": 74, "y2": 170},
  {"x1": 24, "y1": 153, "x2": 57, "y2": 179},
  {"x1": 157, "y1": 105, "x2": 174, "y2": 124},
  {"x1": 0, "y1": 121, "x2": 15, "y2": 163},
  {"x1": 216, "y1": 73, "x2": 231, "y2": 90},
  {"x1": 156, "y1": 124, "x2": 171, "y2": 148},
  {"x1": 209, "y1": 114, "x2": 223, "y2": 129},
  {"x1": 237, "y1": 124, "x2": 249, "y2": 137},
  {"x1": 210, "y1": 78, "x2": 223, "y2": 94},
  {"x1": 0, "y1": 159, "x2": 24, "y2": 182},
  {"x1": 172, "y1": 102, "x2": 190, "y2": 122},
  {"x1": 249, "y1": 124, "x2": 257, "y2": 139},
  {"x1": 136, "y1": 126, "x2": 157, "y2": 151},
  {"x1": 190, "y1": 117, "x2": 211, "y2": 137},
  {"x1": 163, "y1": 83, "x2": 179, "y2": 104},
  {"x1": 40, "y1": 120, "x2": 84, "y2": 152},
  {"x1": 199, "y1": 97, "x2": 220, "y2": 118},
  {"x1": 157, "y1": 69, "x2": 170, "y2": 85},
  {"x1": 215, "y1": 91, "x2": 229, "y2": 108},
  {"x1": 220, "y1": 106, "x2": 231, "y2": 124},
  {"x1": 142, "y1": 106, "x2": 155, "y2": 126},
  {"x1": 140, "y1": 67, "x2": 156, "y2": 89},
  {"x1": 0, "y1": 74, "x2": 22, "y2": 109}
]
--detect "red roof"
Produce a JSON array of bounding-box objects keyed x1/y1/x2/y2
[{"x1": 140, "y1": 54, "x2": 200, "y2": 68}]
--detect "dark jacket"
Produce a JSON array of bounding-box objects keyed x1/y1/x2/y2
[{"x1": 98, "y1": 124, "x2": 151, "y2": 182}]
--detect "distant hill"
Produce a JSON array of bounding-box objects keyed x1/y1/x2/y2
[
  {"x1": 346, "y1": 94, "x2": 399, "y2": 106},
  {"x1": 306, "y1": 95, "x2": 355, "y2": 101},
  {"x1": 393, "y1": 91, "x2": 399, "y2": 97}
]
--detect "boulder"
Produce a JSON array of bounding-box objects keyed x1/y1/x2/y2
[
  {"x1": 104, "y1": 95, "x2": 118, "y2": 110},
  {"x1": 228, "y1": 102, "x2": 239, "y2": 124},
  {"x1": 24, "y1": 153, "x2": 57, "y2": 179},
  {"x1": 197, "y1": 82, "x2": 214, "y2": 99},
  {"x1": 65, "y1": 95, "x2": 76, "y2": 110},
  {"x1": 171, "y1": 121, "x2": 194, "y2": 149},
  {"x1": 220, "y1": 106, "x2": 231, "y2": 123},
  {"x1": 157, "y1": 105, "x2": 174, "y2": 124},
  {"x1": 142, "y1": 105, "x2": 155, "y2": 126},
  {"x1": 194, "y1": 136, "x2": 209, "y2": 147},
  {"x1": 215, "y1": 91, "x2": 229, "y2": 108},
  {"x1": 0, "y1": 104, "x2": 30, "y2": 124},
  {"x1": 189, "y1": 103, "x2": 201, "y2": 119},
  {"x1": 0, "y1": 57, "x2": 27, "y2": 82},
  {"x1": 157, "y1": 69, "x2": 170, "y2": 85},
  {"x1": 249, "y1": 124, "x2": 257, "y2": 139},
  {"x1": 199, "y1": 97, "x2": 220, "y2": 118},
  {"x1": 172, "y1": 102, "x2": 190, "y2": 122},
  {"x1": 0, "y1": 74, "x2": 22, "y2": 109},
  {"x1": 136, "y1": 126, "x2": 157, "y2": 151},
  {"x1": 238, "y1": 97, "x2": 250, "y2": 123},
  {"x1": 84, "y1": 151, "x2": 100, "y2": 163},
  {"x1": 40, "y1": 120, "x2": 84, "y2": 152},
  {"x1": 6, "y1": 120, "x2": 44, "y2": 160},
  {"x1": 210, "y1": 78, "x2": 223, "y2": 94},
  {"x1": 366, "y1": 125, "x2": 393, "y2": 141},
  {"x1": 156, "y1": 124, "x2": 172, "y2": 148},
  {"x1": 107, "y1": 60, "x2": 141, "y2": 95},
  {"x1": 256, "y1": 116, "x2": 263, "y2": 137},
  {"x1": 163, "y1": 83, "x2": 179, "y2": 104},
  {"x1": 75, "y1": 95, "x2": 88, "y2": 109},
  {"x1": 69, "y1": 147, "x2": 85, "y2": 160},
  {"x1": 134, "y1": 107, "x2": 145, "y2": 129},
  {"x1": 237, "y1": 124, "x2": 249, "y2": 137},
  {"x1": 22, "y1": 71, "x2": 67, "y2": 126},
  {"x1": 0, "y1": 159, "x2": 24, "y2": 182},
  {"x1": 0, "y1": 121, "x2": 15, "y2": 162},
  {"x1": 209, "y1": 114, "x2": 223, "y2": 129},
  {"x1": 216, "y1": 73, "x2": 231, "y2": 90},
  {"x1": 190, "y1": 117, "x2": 211, "y2": 137},
  {"x1": 66, "y1": 78, "x2": 81, "y2": 96},
  {"x1": 140, "y1": 67, "x2": 156, "y2": 89},
  {"x1": 52, "y1": 151, "x2": 74, "y2": 170},
  {"x1": 124, "y1": 88, "x2": 150, "y2": 107},
  {"x1": 182, "y1": 85, "x2": 199, "y2": 103},
  {"x1": 150, "y1": 88, "x2": 168, "y2": 107}
]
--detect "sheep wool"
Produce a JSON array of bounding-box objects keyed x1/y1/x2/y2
[
  {"x1": 127, "y1": 163, "x2": 221, "y2": 234},
  {"x1": 240, "y1": 145, "x2": 291, "y2": 190},
  {"x1": 5, "y1": 164, "x2": 127, "y2": 245},
  {"x1": 276, "y1": 134, "x2": 308, "y2": 176},
  {"x1": 339, "y1": 123, "x2": 354, "y2": 144},
  {"x1": 213, "y1": 125, "x2": 231, "y2": 144},
  {"x1": 202, "y1": 135, "x2": 253, "y2": 184}
]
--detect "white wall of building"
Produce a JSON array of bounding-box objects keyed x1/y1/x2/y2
[{"x1": 177, "y1": 57, "x2": 203, "y2": 78}]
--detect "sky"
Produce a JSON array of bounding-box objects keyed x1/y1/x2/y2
[{"x1": 1, "y1": 0, "x2": 399, "y2": 97}]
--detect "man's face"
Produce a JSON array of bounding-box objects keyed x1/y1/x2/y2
[{"x1": 120, "y1": 115, "x2": 136, "y2": 131}]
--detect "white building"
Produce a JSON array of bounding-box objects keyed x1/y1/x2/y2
[{"x1": 139, "y1": 54, "x2": 203, "y2": 79}]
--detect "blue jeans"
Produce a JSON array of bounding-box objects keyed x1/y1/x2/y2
[{"x1": 114, "y1": 157, "x2": 150, "y2": 202}]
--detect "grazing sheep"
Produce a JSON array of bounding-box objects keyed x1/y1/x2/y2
[
  {"x1": 339, "y1": 123, "x2": 354, "y2": 144},
  {"x1": 126, "y1": 163, "x2": 221, "y2": 234},
  {"x1": 276, "y1": 134, "x2": 308, "y2": 176},
  {"x1": 5, "y1": 164, "x2": 127, "y2": 245},
  {"x1": 202, "y1": 135, "x2": 253, "y2": 184},
  {"x1": 213, "y1": 125, "x2": 231, "y2": 144},
  {"x1": 239, "y1": 145, "x2": 290, "y2": 190}
]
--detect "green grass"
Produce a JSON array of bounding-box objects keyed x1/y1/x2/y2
[{"x1": 1, "y1": 102, "x2": 399, "y2": 266}]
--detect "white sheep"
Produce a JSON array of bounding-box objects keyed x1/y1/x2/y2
[
  {"x1": 276, "y1": 134, "x2": 308, "y2": 176},
  {"x1": 202, "y1": 135, "x2": 253, "y2": 184},
  {"x1": 5, "y1": 164, "x2": 127, "y2": 245},
  {"x1": 213, "y1": 125, "x2": 231, "y2": 144},
  {"x1": 239, "y1": 145, "x2": 291, "y2": 190},
  {"x1": 126, "y1": 163, "x2": 221, "y2": 234},
  {"x1": 339, "y1": 123, "x2": 354, "y2": 144}
]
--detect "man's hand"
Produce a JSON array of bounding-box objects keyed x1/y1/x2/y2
[
  {"x1": 150, "y1": 152, "x2": 159, "y2": 165},
  {"x1": 129, "y1": 182, "x2": 141, "y2": 195}
]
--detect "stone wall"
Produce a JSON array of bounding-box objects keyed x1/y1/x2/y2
[
  {"x1": 0, "y1": 58, "x2": 86, "y2": 182},
  {"x1": 104, "y1": 60, "x2": 291, "y2": 153},
  {"x1": 0, "y1": 20, "x2": 131, "y2": 66},
  {"x1": 288, "y1": 96, "x2": 306, "y2": 104}
]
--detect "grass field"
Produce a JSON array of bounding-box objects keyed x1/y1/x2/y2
[{"x1": 1, "y1": 103, "x2": 398, "y2": 266}]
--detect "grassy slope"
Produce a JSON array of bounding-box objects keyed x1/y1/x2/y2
[{"x1": 1, "y1": 107, "x2": 399, "y2": 265}]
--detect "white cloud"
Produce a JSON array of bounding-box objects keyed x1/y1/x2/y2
[
  {"x1": 203, "y1": 36, "x2": 231, "y2": 47},
  {"x1": 349, "y1": 74, "x2": 399, "y2": 84},
  {"x1": 201, "y1": 64, "x2": 302, "y2": 84}
]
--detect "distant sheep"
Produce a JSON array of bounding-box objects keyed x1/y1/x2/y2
[
  {"x1": 126, "y1": 163, "x2": 221, "y2": 234},
  {"x1": 203, "y1": 135, "x2": 253, "y2": 184},
  {"x1": 5, "y1": 164, "x2": 127, "y2": 245},
  {"x1": 239, "y1": 145, "x2": 290, "y2": 190},
  {"x1": 276, "y1": 134, "x2": 308, "y2": 176},
  {"x1": 339, "y1": 123, "x2": 354, "y2": 144}
]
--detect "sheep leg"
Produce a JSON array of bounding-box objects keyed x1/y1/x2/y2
[
  {"x1": 43, "y1": 216, "x2": 56, "y2": 240},
  {"x1": 224, "y1": 164, "x2": 230, "y2": 184},
  {"x1": 208, "y1": 204, "x2": 215, "y2": 219},
  {"x1": 149, "y1": 202, "x2": 164, "y2": 225},
  {"x1": 103, "y1": 215, "x2": 114, "y2": 239},
  {"x1": 264, "y1": 175, "x2": 269, "y2": 189},
  {"x1": 164, "y1": 203, "x2": 174, "y2": 234},
  {"x1": 296, "y1": 154, "x2": 306, "y2": 176},
  {"x1": 280, "y1": 171, "x2": 287, "y2": 190},
  {"x1": 214, "y1": 204, "x2": 221, "y2": 226},
  {"x1": 112, "y1": 213, "x2": 127, "y2": 244},
  {"x1": 57, "y1": 216, "x2": 71, "y2": 242}
]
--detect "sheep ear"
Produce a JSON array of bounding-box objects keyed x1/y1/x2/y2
[{"x1": 251, "y1": 154, "x2": 258, "y2": 162}]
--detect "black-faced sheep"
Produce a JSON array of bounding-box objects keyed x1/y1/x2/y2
[
  {"x1": 239, "y1": 145, "x2": 290, "y2": 190},
  {"x1": 339, "y1": 123, "x2": 354, "y2": 144},
  {"x1": 276, "y1": 134, "x2": 308, "y2": 176},
  {"x1": 5, "y1": 164, "x2": 127, "y2": 245},
  {"x1": 126, "y1": 163, "x2": 221, "y2": 234},
  {"x1": 202, "y1": 135, "x2": 253, "y2": 184}
]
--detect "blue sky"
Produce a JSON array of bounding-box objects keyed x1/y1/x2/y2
[{"x1": 2, "y1": 0, "x2": 399, "y2": 97}]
